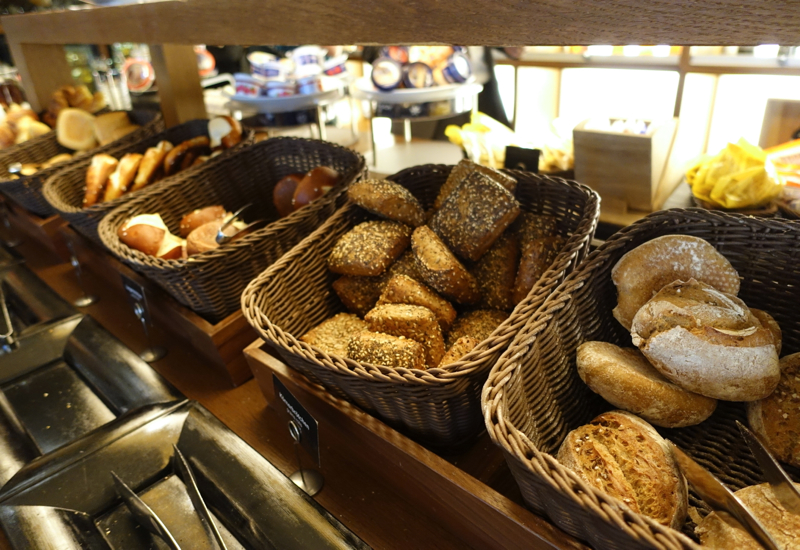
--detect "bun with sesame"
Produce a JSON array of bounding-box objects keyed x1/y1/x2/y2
[
  {"x1": 411, "y1": 225, "x2": 480, "y2": 305},
  {"x1": 328, "y1": 220, "x2": 412, "y2": 276},
  {"x1": 347, "y1": 179, "x2": 426, "y2": 227}
]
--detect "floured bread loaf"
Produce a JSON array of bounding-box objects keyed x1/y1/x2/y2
[
  {"x1": 611, "y1": 235, "x2": 740, "y2": 330},
  {"x1": 747, "y1": 352, "x2": 800, "y2": 467},
  {"x1": 576, "y1": 341, "x2": 717, "y2": 428},
  {"x1": 557, "y1": 410, "x2": 688, "y2": 528},
  {"x1": 631, "y1": 279, "x2": 779, "y2": 401},
  {"x1": 696, "y1": 482, "x2": 800, "y2": 549}
]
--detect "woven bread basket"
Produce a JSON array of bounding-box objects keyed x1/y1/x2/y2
[
  {"x1": 241, "y1": 164, "x2": 600, "y2": 447},
  {"x1": 0, "y1": 110, "x2": 163, "y2": 217},
  {"x1": 482, "y1": 208, "x2": 800, "y2": 550},
  {"x1": 43, "y1": 119, "x2": 253, "y2": 244},
  {"x1": 98, "y1": 136, "x2": 366, "y2": 323}
]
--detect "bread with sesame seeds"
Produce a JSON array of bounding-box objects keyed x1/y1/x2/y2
[
  {"x1": 511, "y1": 212, "x2": 558, "y2": 248},
  {"x1": 512, "y1": 235, "x2": 564, "y2": 306},
  {"x1": 365, "y1": 303, "x2": 446, "y2": 367},
  {"x1": 472, "y1": 232, "x2": 520, "y2": 311},
  {"x1": 347, "y1": 179, "x2": 426, "y2": 227},
  {"x1": 439, "y1": 336, "x2": 479, "y2": 367},
  {"x1": 377, "y1": 274, "x2": 456, "y2": 332},
  {"x1": 557, "y1": 410, "x2": 688, "y2": 529},
  {"x1": 446, "y1": 309, "x2": 508, "y2": 348},
  {"x1": 300, "y1": 313, "x2": 368, "y2": 357},
  {"x1": 434, "y1": 159, "x2": 517, "y2": 210},
  {"x1": 411, "y1": 225, "x2": 480, "y2": 305},
  {"x1": 429, "y1": 171, "x2": 521, "y2": 262},
  {"x1": 328, "y1": 220, "x2": 411, "y2": 276},
  {"x1": 747, "y1": 352, "x2": 800, "y2": 467},
  {"x1": 347, "y1": 330, "x2": 427, "y2": 370},
  {"x1": 332, "y1": 275, "x2": 386, "y2": 318}
]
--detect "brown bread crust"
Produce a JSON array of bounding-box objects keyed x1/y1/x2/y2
[
  {"x1": 377, "y1": 274, "x2": 456, "y2": 333},
  {"x1": 365, "y1": 303, "x2": 445, "y2": 367},
  {"x1": 328, "y1": 220, "x2": 412, "y2": 276},
  {"x1": 300, "y1": 313, "x2": 368, "y2": 357},
  {"x1": 411, "y1": 226, "x2": 480, "y2": 304},
  {"x1": 347, "y1": 330, "x2": 427, "y2": 370},
  {"x1": 433, "y1": 159, "x2": 517, "y2": 210},
  {"x1": 347, "y1": 179, "x2": 426, "y2": 227}
]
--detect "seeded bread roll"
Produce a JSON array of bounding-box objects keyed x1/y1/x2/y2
[
  {"x1": 430, "y1": 172, "x2": 521, "y2": 262},
  {"x1": 512, "y1": 236, "x2": 564, "y2": 306},
  {"x1": 696, "y1": 482, "x2": 800, "y2": 549},
  {"x1": 328, "y1": 220, "x2": 412, "y2": 276},
  {"x1": 557, "y1": 410, "x2": 688, "y2": 529},
  {"x1": 576, "y1": 342, "x2": 717, "y2": 428},
  {"x1": 377, "y1": 274, "x2": 456, "y2": 332},
  {"x1": 439, "y1": 336, "x2": 479, "y2": 367},
  {"x1": 751, "y1": 308, "x2": 782, "y2": 355},
  {"x1": 472, "y1": 232, "x2": 520, "y2": 311},
  {"x1": 347, "y1": 179, "x2": 425, "y2": 227},
  {"x1": 365, "y1": 303, "x2": 445, "y2": 367},
  {"x1": 446, "y1": 309, "x2": 508, "y2": 348},
  {"x1": 411, "y1": 226, "x2": 480, "y2": 305},
  {"x1": 611, "y1": 235, "x2": 741, "y2": 330},
  {"x1": 347, "y1": 331, "x2": 427, "y2": 370},
  {"x1": 332, "y1": 275, "x2": 385, "y2": 318},
  {"x1": 511, "y1": 212, "x2": 558, "y2": 247},
  {"x1": 747, "y1": 352, "x2": 800, "y2": 467},
  {"x1": 631, "y1": 279, "x2": 780, "y2": 401},
  {"x1": 434, "y1": 159, "x2": 517, "y2": 210},
  {"x1": 300, "y1": 313, "x2": 367, "y2": 357}
]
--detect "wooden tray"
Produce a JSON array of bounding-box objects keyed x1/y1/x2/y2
[
  {"x1": 244, "y1": 339, "x2": 588, "y2": 550},
  {"x1": 57, "y1": 225, "x2": 256, "y2": 386}
]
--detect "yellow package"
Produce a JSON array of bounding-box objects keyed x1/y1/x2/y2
[{"x1": 686, "y1": 139, "x2": 784, "y2": 210}]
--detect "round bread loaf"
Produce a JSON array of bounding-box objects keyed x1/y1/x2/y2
[
  {"x1": 557, "y1": 410, "x2": 688, "y2": 529},
  {"x1": 751, "y1": 308, "x2": 782, "y2": 355},
  {"x1": 747, "y1": 352, "x2": 800, "y2": 467},
  {"x1": 576, "y1": 342, "x2": 717, "y2": 428},
  {"x1": 695, "y1": 482, "x2": 800, "y2": 549},
  {"x1": 631, "y1": 279, "x2": 779, "y2": 402},
  {"x1": 611, "y1": 235, "x2": 740, "y2": 330}
]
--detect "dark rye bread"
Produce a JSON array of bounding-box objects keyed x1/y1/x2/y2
[
  {"x1": 377, "y1": 274, "x2": 456, "y2": 332},
  {"x1": 347, "y1": 330, "x2": 426, "y2": 370},
  {"x1": 557, "y1": 410, "x2": 688, "y2": 529},
  {"x1": 300, "y1": 313, "x2": 368, "y2": 357},
  {"x1": 433, "y1": 159, "x2": 517, "y2": 210},
  {"x1": 511, "y1": 212, "x2": 558, "y2": 247},
  {"x1": 512, "y1": 236, "x2": 564, "y2": 306},
  {"x1": 472, "y1": 232, "x2": 520, "y2": 311},
  {"x1": 446, "y1": 309, "x2": 508, "y2": 348},
  {"x1": 411, "y1": 225, "x2": 480, "y2": 305},
  {"x1": 747, "y1": 352, "x2": 800, "y2": 467},
  {"x1": 347, "y1": 179, "x2": 425, "y2": 227},
  {"x1": 439, "y1": 336, "x2": 479, "y2": 367},
  {"x1": 429, "y1": 171, "x2": 521, "y2": 262},
  {"x1": 328, "y1": 220, "x2": 412, "y2": 276},
  {"x1": 365, "y1": 303, "x2": 445, "y2": 368}
]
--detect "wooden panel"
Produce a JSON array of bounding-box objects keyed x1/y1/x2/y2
[
  {"x1": 2, "y1": 0, "x2": 800, "y2": 46},
  {"x1": 759, "y1": 98, "x2": 800, "y2": 149},
  {"x1": 6, "y1": 42, "x2": 71, "y2": 112},
  {"x1": 149, "y1": 44, "x2": 206, "y2": 126}
]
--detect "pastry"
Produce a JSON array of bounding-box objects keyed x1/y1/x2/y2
[
  {"x1": 347, "y1": 330, "x2": 427, "y2": 370},
  {"x1": 347, "y1": 179, "x2": 426, "y2": 227},
  {"x1": 377, "y1": 274, "x2": 456, "y2": 332},
  {"x1": 411, "y1": 225, "x2": 480, "y2": 304},
  {"x1": 365, "y1": 303, "x2": 445, "y2": 367},
  {"x1": 57, "y1": 108, "x2": 97, "y2": 151},
  {"x1": 102, "y1": 153, "x2": 143, "y2": 202},
  {"x1": 300, "y1": 313, "x2": 367, "y2": 357},
  {"x1": 83, "y1": 154, "x2": 118, "y2": 207},
  {"x1": 328, "y1": 220, "x2": 411, "y2": 276}
]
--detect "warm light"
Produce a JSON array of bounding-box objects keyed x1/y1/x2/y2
[
  {"x1": 623, "y1": 45, "x2": 642, "y2": 57},
  {"x1": 652, "y1": 45, "x2": 671, "y2": 57},
  {"x1": 586, "y1": 45, "x2": 613, "y2": 57},
  {"x1": 753, "y1": 44, "x2": 780, "y2": 58}
]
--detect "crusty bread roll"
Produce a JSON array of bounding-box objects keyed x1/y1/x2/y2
[
  {"x1": 365, "y1": 303, "x2": 445, "y2": 367},
  {"x1": 377, "y1": 274, "x2": 456, "y2": 333},
  {"x1": 57, "y1": 108, "x2": 97, "y2": 151},
  {"x1": 511, "y1": 212, "x2": 558, "y2": 247},
  {"x1": 273, "y1": 173, "x2": 303, "y2": 217},
  {"x1": 695, "y1": 482, "x2": 800, "y2": 549},
  {"x1": 631, "y1": 279, "x2": 780, "y2": 401},
  {"x1": 117, "y1": 213, "x2": 168, "y2": 256},
  {"x1": 293, "y1": 166, "x2": 339, "y2": 210},
  {"x1": 747, "y1": 352, "x2": 800, "y2": 467},
  {"x1": 472, "y1": 232, "x2": 519, "y2": 311},
  {"x1": 751, "y1": 308, "x2": 782, "y2": 355},
  {"x1": 179, "y1": 205, "x2": 226, "y2": 238},
  {"x1": 84, "y1": 154, "x2": 118, "y2": 207},
  {"x1": 208, "y1": 115, "x2": 242, "y2": 150},
  {"x1": 411, "y1": 225, "x2": 480, "y2": 305},
  {"x1": 333, "y1": 275, "x2": 386, "y2": 318},
  {"x1": 347, "y1": 179, "x2": 426, "y2": 227},
  {"x1": 512, "y1": 236, "x2": 564, "y2": 306},
  {"x1": 94, "y1": 112, "x2": 131, "y2": 146},
  {"x1": 434, "y1": 159, "x2": 516, "y2": 210},
  {"x1": 163, "y1": 136, "x2": 211, "y2": 176},
  {"x1": 576, "y1": 341, "x2": 717, "y2": 428},
  {"x1": 611, "y1": 235, "x2": 741, "y2": 330},
  {"x1": 131, "y1": 141, "x2": 173, "y2": 192},
  {"x1": 300, "y1": 313, "x2": 367, "y2": 357},
  {"x1": 328, "y1": 220, "x2": 411, "y2": 276},
  {"x1": 347, "y1": 330, "x2": 426, "y2": 370},
  {"x1": 557, "y1": 410, "x2": 688, "y2": 528},
  {"x1": 102, "y1": 153, "x2": 142, "y2": 202},
  {"x1": 445, "y1": 309, "x2": 508, "y2": 348},
  {"x1": 439, "y1": 336, "x2": 479, "y2": 367}
]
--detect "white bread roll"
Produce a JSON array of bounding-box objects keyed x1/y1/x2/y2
[
  {"x1": 611, "y1": 235, "x2": 740, "y2": 330},
  {"x1": 576, "y1": 341, "x2": 717, "y2": 428},
  {"x1": 557, "y1": 410, "x2": 688, "y2": 529},
  {"x1": 631, "y1": 279, "x2": 779, "y2": 402}
]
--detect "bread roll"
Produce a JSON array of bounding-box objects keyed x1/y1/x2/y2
[
  {"x1": 117, "y1": 213, "x2": 168, "y2": 256},
  {"x1": 377, "y1": 274, "x2": 456, "y2": 332},
  {"x1": 631, "y1": 279, "x2": 779, "y2": 401},
  {"x1": 445, "y1": 309, "x2": 507, "y2": 348},
  {"x1": 40, "y1": 153, "x2": 72, "y2": 170},
  {"x1": 472, "y1": 232, "x2": 520, "y2": 311},
  {"x1": 333, "y1": 275, "x2": 386, "y2": 317},
  {"x1": 695, "y1": 482, "x2": 800, "y2": 549},
  {"x1": 94, "y1": 112, "x2": 131, "y2": 145},
  {"x1": 163, "y1": 136, "x2": 211, "y2": 176},
  {"x1": 439, "y1": 336, "x2": 479, "y2": 367},
  {"x1": 611, "y1": 235, "x2": 741, "y2": 330},
  {"x1": 273, "y1": 173, "x2": 303, "y2": 217},
  {"x1": 411, "y1": 225, "x2": 480, "y2": 304},
  {"x1": 57, "y1": 108, "x2": 97, "y2": 151},
  {"x1": 347, "y1": 330, "x2": 427, "y2": 370},
  {"x1": 511, "y1": 212, "x2": 558, "y2": 247},
  {"x1": 512, "y1": 236, "x2": 564, "y2": 306},
  {"x1": 365, "y1": 303, "x2": 445, "y2": 367},
  {"x1": 179, "y1": 205, "x2": 226, "y2": 238},
  {"x1": 102, "y1": 153, "x2": 142, "y2": 202},
  {"x1": 109, "y1": 125, "x2": 140, "y2": 142},
  {"x1": 576, "y1": 341, "x2": 717, "y2": 428},
  {"x1": 300, "y1": 313, "x2": 367, "y2": 357},
  {"x1": 751, "y1": 308, "x2": 782, "y2": 355},
  {"x1": 434, "y1": 159, "x2": 516, "y2": 210},
  {"x1": 328, "y1": 220, "x2": 411, "y2": 276},
  {"x1": 84, "y1": 154, "x2": 118, "y2": 207},
  {"x1": 208, "y1": 115, "x2": 242, "y2": 150},
  {"x1": 747, "y1": 352, "x2": 800, "y2": 467},
  {"x1": 557, "y1": 410, "x2": 688, "y2": 528},
  {"x1": 293, "y1": 166, "x2": 339, "y2": 210},
  {"x1": 131, "y1": 141, "x2": 172, "y2": 192},
  {"x1": 347, "y1": 179, "x2": 425, "y2": 227}
]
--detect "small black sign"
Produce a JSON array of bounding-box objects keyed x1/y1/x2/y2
[
  {"x1": 273, "y1": 375, "x2": 320, "y2": 467},
  {"x1": 120, "y1": 274, "x2": 150, "y2": 324},
  {"x1": 505, "y1": 146, "x2": 541, "y2": 174}
]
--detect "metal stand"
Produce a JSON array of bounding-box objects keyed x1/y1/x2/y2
[
  {"x1": 0, "y1": 202, "x2": 20, "y2": 247},
  {"x1": 132, "y1": 302, "x2": 166, "y2": 363},
  {"x1": 287, "y1": 420, "x2": 323, "y2": 496},
  {"x1": 65, "y1": 239, "x2": 98, "y2": 307}
]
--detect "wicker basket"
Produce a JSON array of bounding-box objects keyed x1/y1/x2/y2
[
  {"x1": 0, "y1": 110, "x2": 163, "y2": 217},
  {"x1": 43, "y1": 119, "x2": 253, "y2": 244},
  {"x1": 98, "y1": 136, "x2": 366, "y2": 323},
  {"x1": 483, "y1": 208, "x2": 800, "y2": 550},
  {"x1": 241, "y1": 165, "x2": 600, "y2": 447}
]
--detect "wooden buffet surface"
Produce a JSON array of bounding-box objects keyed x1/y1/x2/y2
[{"x1": 0, "y1": 225, "x2": 588, "y2": 550}]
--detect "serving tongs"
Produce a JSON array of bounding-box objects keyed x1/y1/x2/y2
[
  {"x1": 0, "y1": 259, "x2": 24, "y2": 351},
  {"x1": 173, "y1": 444, "x2": 228, "y2": 550},
  {"x1": 214, "y1": 203, "x2": 267, "y2": 245},
  {"x1": 669, "y1": 421, "x2": 800, "y2": 550}
]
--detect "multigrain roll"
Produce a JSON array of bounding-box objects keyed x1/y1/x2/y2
[
  {"x1": 511, "y1": 212, "x2": 558, "y2": 247},
  {"x1": 433, "y1": 159, "x2": 516, "y2": 210},
  {"x1": 377, "y1": 274, "x2": 456, "y2": 332},
  {"x1": 365, "y1": 303, "x2": 445, "y2": 367},
  {"x1": 576, "y1": 342, "x2": 717, "y2": 428},
  {"x1": 332, "y1": 275, "x2": 386, "y2": 318},
  {"x1": 411, "y1": 226, "x2": 480, "y2": 305},
  {"x1": 611, "y1": 235, "x2": 741, "y2": 330},
  {"x1": 747, "y1": 352, "x2": 800, "y2": 467},
  {"x1": 347, "y1": 331, "x2": 426, "y2": 370},
  {"x1": 696, "y1": 483, "x2": 800, "y2": 549},
  {"x1": 446, "y1": 309, "x2": 508, "y2": 348},
  {"x1": 631, "y1": 279, "x2": 780, "y2": 401},
  {"x1": 347, "y1": 179, "x2": 425, "y2": 227},
  {"x1": 471, "y1": 232, "x2": 520, "y2": 311},
  {"x1": 328, "y1": 220, "x2": 411, "y2": 276},
  {"x1": 557, "y1": 410, "x2": 688, "y2": 529},
  {"x1": 300, "y1": 313, "x2": 367, "y2": 357},
  {"x1": 439, "y1": 336, "x2": 479, "y2": 367},
  {"x1": 512, "y1": 236, "x2": 564, "y2": 306}
]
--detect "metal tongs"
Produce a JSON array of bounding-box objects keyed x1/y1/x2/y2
[
  {"x1": 669, "y1": 421, "x2": 800, "y2": 550},
  {"x1": 110, "y1": 446, "x2": 228, "y2": 550},
  {"x1": 214, "y1": 204, "x2": 266, "y2": 245},
  {"x1": 0, "y1": 259, "x2": 24, "y2": 351}
]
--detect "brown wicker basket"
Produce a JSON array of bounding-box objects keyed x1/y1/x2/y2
[
  {"x1": 241, "y1": 165, "x2": 600, "y2": 447},
  {"x1": 0, "y1": 110, "x2": 163, "y2": 217},
  {"x1": 98, "y1": 136, "x2": 366, "y2": 323},
  {"x1": 483, "y1": 208, "x2": 800, "y2": 550},
  {"x1": 43, "y1": 119, "x2": 253, "y2": 244}
]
